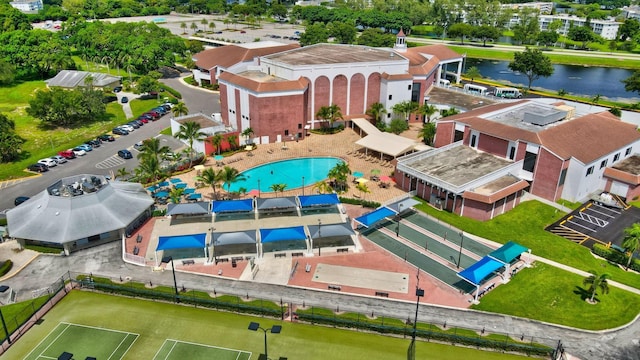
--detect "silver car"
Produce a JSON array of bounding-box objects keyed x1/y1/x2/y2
[{"x1": 50, "y1": 155, "x2": 68, "y2": 164}]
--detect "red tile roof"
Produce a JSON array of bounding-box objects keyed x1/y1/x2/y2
[{"x1": 193, "y1": 44, "x2": 299, "y2": 70}]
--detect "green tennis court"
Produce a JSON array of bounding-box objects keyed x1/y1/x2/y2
[
  {"x1": 154, "y1": 339, "x2": 251, "y2": 360},
  {"x1": 24, "y1": 322, "x2": 138, "y2": 360}
]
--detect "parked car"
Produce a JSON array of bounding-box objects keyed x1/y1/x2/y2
[
  {"x1": 240, "y1": 30, "x2": 246, "y2": 33},
  {"x1": 154, "y1": 106, "x2": 167, "y2": 114},
  {"x1": 51, "y1": 155, "x2": 68, "y2": 164},
  {"x1": 86, "y1": 139, "x2": 101, "y2": 148},
  {"x1": 162, "y1": 103, "x2": 173, "y2": 110},
  {"x1": 28, "y1": 163, "x2": 48, "y2": 172},
  {"x1": 112, "y1": 127, "x2": 128, "y2": 136},
  {"x1": 127, "y1": 121, "x2": 140, "y2": 129},
  {"x1": 38, "y1": 158, "x2": 57, "y2": 167},
  {"x1": 118, "y1": 149, "x2": 133, "y2": 159},
  {"x1": 139, "y1": 114, "x2": 154, "y2": 121},
  {"x1": 113, "y1": 86, "x2": 122, "y2": 93},
  {"x1": 120, "y1": 96, "x2": 129, "y2": 103},
  {"x1": 71, "y1": 147, "x2": 87, "y2": 156},
  {"x1": 131, "y1": 119, "x2": 144, "y2": 127},
  {"x1": 14, "y1": 196, "x2": 30, "y2": 206},
  {"x1": 136, "y1": 116, "x2": 149, "y2": 124},
  {"x1": 58, "y1": 150, "x2": 76, "y2": 159},
  {"x1": 97, "y1": 134, "x2": 115, "y2": 142},
  {"x1": 133, "y1": 141, "x2": 145, "y2": 151},
  {"x1": 119, "y1": 124, "x2": 134, "y2": 132},
  {"x1": 77, "y1": 144, "x2": 93, "y2": 152},
  {"x1": 144, "y1": 111, "x2": 160, "y2": 119}
]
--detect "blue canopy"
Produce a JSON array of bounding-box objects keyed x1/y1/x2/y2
[
  {"x1": 156, "y1": 233, "x2": 206, "y2": 251},
  {"x1": 212, "y1": 199, "x2": 253, "y2": 213},
  {"x1": 298, "y1": 194, "x2": 339, "y2": 207},
  {"x1": 457, "y1": 256, "x2": 504, "y2": 285},
  {"x1": 354, "y1": 207, "x2": 396, "y2": 228},
  {"x1": 489, "y1": 241, "x2": 528, "y2": 264},
  {"x1": 260, "y1": 226, "x2": 306, "y2": 243}
]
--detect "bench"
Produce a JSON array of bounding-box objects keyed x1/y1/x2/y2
[
  {"x1": 133, "y1": 246, "x2": 139, "y2": 256},
  {"x1": 274, "y1": 253, "x2": 287, "y2": 258},
  {"x1": 216, "y1": 258, "x2": 229, "y2": 264},
  {"x1": 136, "y1": 234, "x2": 143, "y2": 243},
  {"x1": 375, "y1": 291, "x2": 389, "y2": 298},
  {"x1": 305, "y1": 264, "x2": 311, "y2": 272},
  {"x1": 292, "y1": 252, "x2": 304, "y2": 257},
  {"x1": 328, "y1": 284, "x2": 341, "y2": 291},
  {"x1": 182, "y1": 259, "x2": 195, "y2": 265},
  {"x1": 232, "y1": 256, "x2": 244, "y2": 262},
  {"x1": 337, "y1": 248, "x2": 349, "y2": 253}
]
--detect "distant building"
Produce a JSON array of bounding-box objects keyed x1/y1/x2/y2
[
  {"x1": 6, "y1": 175, "x2": 153, "y2": 254},
  {"x1": 501, "y1": 2, "x2": 553, "y2": 15},
  {"x1": 45, "y1": 70, "x2": 121, "y2": 90},
  {"x1": 538, "y1": 14, "x2": 620, "y2": 40},
  {"x1": 394, "y1": 100, "x2": 640, "y2": 221},
  {"x1": 170, "y1": 113, "x2": 232, "y2": 154},
  {"x1": 622, "y1": 5, "x2": 640, "y2": 20},
  {"x1": 9, "y1": 0, "x2": 42, "y2": 13}
]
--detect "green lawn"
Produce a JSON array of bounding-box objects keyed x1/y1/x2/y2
[
  {"x1": 3, "y1": 291, "x2": 534, "y2": 360},
  {"x1": 472, "y1": 263, "x2": 640, "y2": 330},
  {"x1": 414, "y1": 199, "x2": 640, "y2": 290}
]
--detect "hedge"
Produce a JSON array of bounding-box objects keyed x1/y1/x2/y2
[
  {"x1": 592, "y1": 243, "x2": 640, "y2": 272},
  {"x1": 338, "y1": 197, "x2": 380, "y2": 208},
  {"x1": 0, "y1": 260, "x2": 13, "y2": 277}
]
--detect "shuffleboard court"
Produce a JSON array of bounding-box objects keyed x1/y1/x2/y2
[
  {"x1": 154, "y1": 339, "x2": 251, "y2": 360},
  {"x1": 24, "y1": 322, "x2": 138, "y2": 360},
  {"x1": 312, "y1": 263, "x2": 409, "y2": 293}
]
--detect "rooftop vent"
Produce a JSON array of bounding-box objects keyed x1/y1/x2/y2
[{"x1": 522, "y1": 109, "x2": 568, "y2": 126}]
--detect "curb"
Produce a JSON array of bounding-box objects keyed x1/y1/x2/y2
[{"x1": 0, "y1": 252, "x2": 40, "y2": 282}]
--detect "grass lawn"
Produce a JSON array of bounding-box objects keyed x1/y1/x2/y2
[
  {"x1": 414, "y1": 199, "x2": 640, "y2": 290},
  {"x1": 472, "y1": 262, "x2": 640, "y2": 330},
  {"x1": 4, "y1": 291, "x2": 534, "y2": 360}
]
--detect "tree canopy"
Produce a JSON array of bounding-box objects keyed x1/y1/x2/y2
[
  {"x1": 300, "y1": 23, "x2": 329, "y2": 46},
  {"x1": 0, "y1": 113, "x2": 26, "y2": 163},
  {"x1": 26, "y1": 87, "x2": 106, "y2": 128},
  {"x1": 508, "y1": 47, "x2": 554, "y2": 90}
]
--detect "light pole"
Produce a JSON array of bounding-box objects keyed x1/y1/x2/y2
[
  {"x1": 161, "y1": 256, "x2": 180, "y2": 303},
  {"x1": 258, "y1": 179, "x2": 261, "y2": 198},
  {"x1": 248, "y1": 322, "x2": 282, "y2": 360},
  {"x1": 317, "y1": 219, "x2": 322, "y2": 256},
  {"x1": 302, "y1": 176, "x2": 305, "y2": 196},
  {"x1": 409, "y1": 271, "x2": 424, "y2": 360},
  {"x1": 457, "y1": 232, "x2": 464, "y2": 269}
]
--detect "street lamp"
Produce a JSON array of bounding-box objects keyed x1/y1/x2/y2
[
  {"x1": 248, "y1": 322, "x2": 282, "y2": 360},
  {"x1": 161, "y1": 256, "x2": 180, "y2": 303},
  {"x1": 409, "y1": 272, "x2": 425, "y2": 360},
  {"x1": 317, "y1": 219, "x2": 322, "y2": 256},
  {"x1": 258, "y1": 179, "x2": 261, "y2": 198},
  {"x1": 302, "y1": 176, "x2": 305, "y2": 196},
  {"x1": 457, "y1": 232, "x2": 464, "y2": 269}
]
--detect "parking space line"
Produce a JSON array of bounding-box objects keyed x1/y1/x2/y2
[
  {"x1": 567, "y1": 218, "x2": 599, "y2": 232},
  {"x1": 589, "y1": 203, "x2": 621, "y2": 215},
  {"x1": 575, "y1": 211, "x2": 608, "y2": 227},
  {"x1": 96, "y1": 155, "x2": 126, "y2": 169}
]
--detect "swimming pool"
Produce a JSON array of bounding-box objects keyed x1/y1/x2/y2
[{"x1": 226, "y1": 157, "x2": 342, "y2": 193}]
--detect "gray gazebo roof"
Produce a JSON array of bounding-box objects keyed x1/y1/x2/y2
[
  {"x1": 7, "y1": 178, "x2": 153, "y2": 244},
  {"x1": 307, "y1": 222, "x2": 355, "y2": 239},
  {"x1": 256, "y1": 196, "x2": 297, "y2": 210},
  {"x1": 45, "y1": 70, "x2": 121, "y2": 88},
  {"x1": 213, "y1": 230, "x2": 257, "y2": 246},
  {"x1": 167, "y1": 202, "x2": 210, "y2": 216}
]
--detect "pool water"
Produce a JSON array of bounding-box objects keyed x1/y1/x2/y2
[{"x1": 226, "y1": 157, "x2": 342, "y2": 193}]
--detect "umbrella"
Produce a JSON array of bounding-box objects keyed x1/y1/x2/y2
[
  {"x1": 355, "y1": 178, "x2": 369, "y2": 184},
  {"x1": 214, "y1": 155, "x2": 224, "y2": 161},
  {"x1": 371, "y1": 169, "x2": 381, "y2": 175},
  {"x1": 380, "y1": 175, "x2": 392, "y2": 182},
  {"x1": 248, "y1": 189, "x2": 260, "y2": 196},
  {"x1": 353, "y1": 171, "x2": 364, "y2": 178}
]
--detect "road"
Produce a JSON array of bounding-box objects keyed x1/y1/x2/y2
[{"x1": 0, "y1": 79, "x2": 219, "y2": 213}]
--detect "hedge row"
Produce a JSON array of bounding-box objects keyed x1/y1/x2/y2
[
  {"x1": 338, "y1": 197, "x2": 380, "y2": 208},
  {"x1": 0, "y1": 260, "x2": 12, "y2": 277},
  {"x1": 592, "y1": 244, "x2": 640, "y2": 272}
]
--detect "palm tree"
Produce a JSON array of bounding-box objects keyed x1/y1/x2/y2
[
  {"x1": 200, "y1": 18, "x2": 208, "y2": 31},
  {"x1": 366, "y1": 102, "x2": 386, "y2": 123},
  {"x1": 241, "y1": 127, "x2": 254, "y2": 145},
  {"x1": 418, "y1": 122, "x2": 437, "y2": 146},
  {"x1": 392, "y1": 101, "x2": 419, "y2": 122},
  {"x1": 622, "y1": 223, "x2": 640, "y2": 270},
  {"x1": 315, "y1": 104, "x2": 343, "y2": 129},
  {"x1": 583, "y1": 272, "x2": 610, "y2": 303},
  {"x1": 356, "y1": 182, "x2": 370, "y2": 200},
  {"x1": 171, "y1": 102, "x2": 189, "y2": 117},
  {"x1": 440, "y1": 107, "x2": 460, "y2": 118},
  {"x1": 227, "y1": 135, "x2": 238, "y2": 151},
  {"x1": 418, "y1": 104, "x2": 438, "y2": 123},
  {"x1": 220, "y1": 166, "x2": 246, "y2": 193},
  {"x1": 196, "y1": 167, "x2": 221, "y2": 200},
  {"x1": 465, "y1": 66, "x2": 482, "y2": 83},
  {"x1": 312, "y1": 181, "x2": 332, "y2": 194},
  {"x1": 209, "y1": 134, "x2": 224, "y2": 155},
  {"x1": 116, "y1": 167, "x2": 130, "y2": 180},
  {"x1": 137, "y1": 156, "x2": 163, "y2": 183},
  {"x1": 270, "y1": 183, "x2": 287, "y2": 197},
  {"x1": 180, "y1": 22, "x2": 187, "y2": 34},
  {"x1": 190, "y1": 22, "x2": 198, "y2": 33},
  {"x1": 208, "y1": 21, "x2": 216, "y2": 33},
  {"x1": 175, "y1": 121, "x2": 207, "y2": 167},
  {"x1": 169, "y1": 187, "x2": 184, "y2": 204},
  {"x1": 137, "y1": 137, "x2": 171, "y2": 163},
  {"x1": 328, "y1": 161, "x2": 351, "y2": 192}
]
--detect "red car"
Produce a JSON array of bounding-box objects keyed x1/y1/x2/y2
[
  {"x1": 58, "y1": 150, "x2": 76, "y2": 159},
  {"x1": 144, "y1": 111, "x2": 160, "y2": 119}
]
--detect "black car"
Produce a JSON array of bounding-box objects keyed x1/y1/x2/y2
[
  {"x1": 127, "y1": 121, "x2": 140, "y2": 129},
  {"x1": 118, "y1": 149, "x2": 133, "y2": 159},
  {"x1": 14, "y1": 196, "x2": 30, "y2": 206},
  {"x1": 120, "y1": 96, "x2": 129, "y2": 103},
  {"x1": 112, "y1": 127, "x2": 129, "y2": 135},
  {"x1": 28, "y1": 163, "x2": 48, "y2": 172},
  {"x1": 86, "y1": 139, "x2": 101, "y2": 148},
  {"x1": 113, "y1": 86, "x2": 122, "y2": 93},
  {"x1": 139, "y1": 114, "x2": 154, "y2": 121},
  {"x1": 131, "y1": 119, "x2": 144, "y2": 127},
  {"x1": 97, "y1": 134, "x2": 115, "y2": 142}
]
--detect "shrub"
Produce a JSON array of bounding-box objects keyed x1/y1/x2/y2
[
  {"x1": 163, "y1": 85, "x2": 182, "y2": 99},
  {"x1": 592, "y1": 243, "x2": 640, "y2": 272},
  {"x1": 338, "y1": 197, "x2": 380, "y2": 208},
  {"x1": 0, "y1": 260, "x2": 12, "y2": 276}
]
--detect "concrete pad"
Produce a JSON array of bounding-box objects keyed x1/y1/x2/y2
[
  {"x1": 312, "y1": 263, "x2": 409, "y2": 293},
  {"x1": 252, "y1": 257, "x2": 291, "y2": 285}
]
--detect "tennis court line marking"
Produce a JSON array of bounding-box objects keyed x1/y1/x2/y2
[
  {"x1": 23, "y1": 322, "x2": 71, "y2": 360},
  {"x1": 59, "y1": 322, "x2": 140, "y2": 336},
  {"x1": 165, "y1": 338, "x2": 252, "y2": 354},
  {"x1": 106, "y1": 333, "x2": 137, "y2": 360}
]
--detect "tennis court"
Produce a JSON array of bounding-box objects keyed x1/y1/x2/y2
[
  {"x1": 154, "y1": 339, "x2": 251, "y2": 360},
  {"x1": 24, "y1": 322, "x2": 138, "y2": 360}
]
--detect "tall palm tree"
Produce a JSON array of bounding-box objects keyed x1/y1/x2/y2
[
  {"x1": 175, "y1": 121, "x2": 207, "y2": 167},
  {"x1": 392, "y1": 101, "x2": 419, "y2": 122},
  {"x1": 137, "y1": 156, "x2": 163, "y2": 183},
  {"x1": 366, "y1": 102, "x2": 386, "y2": 123},
  {"x1": 116, "y1": 167, "x2": 130, "y2": 180},
  {"x1": 180, "y1": 22, "x2": 187, "y2": 34},
  {"x1": 328, "y1": 161, "x2": 351, "y2": 192},
  {"x1": 583, "y1": 272, "x2": 610, "y2": 303},
  {"x1": 220, "y1": 166, "x2": 246, "y2": 193},
  {"x1": 169, "y1": 187, "x2": 184, "y2": 204},
  {"x1": 209, "y1": 134, "x2": 224, "y2": 155},
  {"x1": 418, "y1": 104, "x2": 438, "y2": 123},
  {"x1": 356, "y1": 182, "x2": 370, "y2": 200},
  {"x1": 196, "y1": 167, "x2": 221, "y2": 200},
  {"x1": 208, "y1": 21, "x2": 216, "y2": 33},
  {"x1": 312, "y1": 181, "x2": 332, "y2": 194},
  {"x1": 137, "y1": 137, "x2": 171, "y2": 163},
  {"x1": 418, "y1": 122, "x2": 437, "y2": 146},
  {"x1": 241, "y1": 127, "x2": 254, "y2": 145},
  {"x1": 622, "y1": 223, "x2": 640, "y2": 270},
  {"x1": 315, "y1": 104, "x2": 343, "y2": 129},
  {"x1": 171, "y1": 102, "x2": 189, "y2": 117},
  {"x1": 270, "y1": 183, "x2": 287, "y2": 197},
  {"x1": 227, "y1": 134, "x2": 238, "y2": 151},
  {"x1": 200, "y1": 18, "x2": 208, "y2": 31}
]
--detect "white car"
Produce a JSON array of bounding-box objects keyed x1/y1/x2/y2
[
  {"x1": 70, "y1": 148, "x2": 86, "y2": 156},
  {"x1": 37, "y1": 158, "x2": 57, "y2": 167},
  {"x1": 50, "y1": 155, "x2": 68, "y2": 164},
  {"x1": 118, "y1": 124, "x2": 134, "y2": 132}
]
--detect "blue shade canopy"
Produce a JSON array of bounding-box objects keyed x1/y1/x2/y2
[
  {"x1": 353, "y1": 171, "x2": 364, "y2": 178},
  {"x1": 489, "y1": 241, "x2": 528, "y2": 264},
  {"x1": 298, "y1": 194, "x2": 339, "y2": 207},
  {"x1": 354, "y1": 207, "x2": 396, "y2": 228},
  {"x1": 157, "y1": 233, "x2": 206, "y2": 251},
  {"x1": 457, "y1": 256, "x2": 504, "y2": 285},
  {"x1": 169, "y1": 178, "x2": 183, "y2": 183},
  {"x1": 212, "y1": 199, "x2": 253, "y2": 213},
  {"x1": 260, "y1": 226, "x2": 306, "y2": 243}
]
